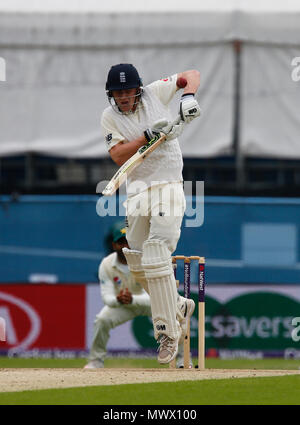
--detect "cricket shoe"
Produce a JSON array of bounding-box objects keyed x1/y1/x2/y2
[
  {"x1": 157, "y1": 334, "x2": 180, "y2": 364},
  {"x1": 84, "y1": 360, "x2": 104, "y2": 369},
  {"x1": 178, "y1": 297, "x2": 195, "y2": 344}
]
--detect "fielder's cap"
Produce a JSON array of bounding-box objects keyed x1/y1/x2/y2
[
  {"x1": 110, "y1": 221, "x2": 127, "y2": 242},
  {"x1": 105, "y1": 64, "x2": 142, "y2": 91}
]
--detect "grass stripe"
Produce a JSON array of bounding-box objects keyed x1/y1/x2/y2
[
  {"x1": 0, "y1": 376, "x2": 300, "y2": 405},
  {"x1": 0, "y1": 357, "x2": 300, "y2": 370}
]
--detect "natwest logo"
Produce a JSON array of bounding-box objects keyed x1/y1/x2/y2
[{"x1": 0, "y1": 291, "x2": 41, "y2": 350}]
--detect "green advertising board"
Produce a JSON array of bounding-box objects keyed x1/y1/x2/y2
[{"x1": 132, "y1": 286, "x2": 300, "y2": 353}]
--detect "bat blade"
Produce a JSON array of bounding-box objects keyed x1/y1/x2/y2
[{"x1": 101, "y1": 134, "x2": 166, "y2": 196}]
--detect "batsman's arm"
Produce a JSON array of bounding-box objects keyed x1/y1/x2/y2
[
  {"x1": 109, "y1": 119, "x2": 168, "y2": 166},
  {"x1": 177, "y1": 70, "x2": 200, "y2": 95},
  {"x1": 109, "y1": 135, "x2": 147, "y2": 167},
  {"x1": 101, "y1": 110, "x2": 147, "y2": 167}
]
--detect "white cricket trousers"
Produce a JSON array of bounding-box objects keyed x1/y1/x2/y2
[
  {"x1": 125, "y1": 182, "x2": 186, "y2": 252},
  {"x1": 88, "y1": 304, "x2": 152, "y2": 362}
]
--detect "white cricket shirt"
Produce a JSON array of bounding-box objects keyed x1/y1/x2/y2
[{"x1": 101, "y1": 74, "x2": 183, "y2": 197}]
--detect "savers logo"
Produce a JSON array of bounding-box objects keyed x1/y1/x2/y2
[
  {"x1": 132, "y1": 291, "x2": 300, "y2": 350},
  {"x1": 0, "y1": 292, "x2": 41, "y2": 350}
]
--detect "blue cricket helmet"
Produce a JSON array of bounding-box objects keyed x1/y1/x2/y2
[{"x1": 105, "y1": 64, "x2": 142, "y2": 91}]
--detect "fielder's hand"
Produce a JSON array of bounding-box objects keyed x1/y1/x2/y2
[
  {"x1": 117, "y1": 288, "x2": 133, "y2": 305},
  {"x1": 179, "y1": 94, "x2": 201, "y2": 123}
]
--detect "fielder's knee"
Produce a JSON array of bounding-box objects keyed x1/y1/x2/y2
[{"x1": 94, "y1": 315, "x2": 113, "y2": 330}]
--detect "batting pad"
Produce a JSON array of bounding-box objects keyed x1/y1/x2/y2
[
  {"x1": 142, "y1": 240, "x2": 179, "y2": 340},
  {"x1": 142, "y1": 239, "x2": 173, "y2": 279},
  {"x1": 122, "y1": 248, "x2": 149, "y2": 293}
]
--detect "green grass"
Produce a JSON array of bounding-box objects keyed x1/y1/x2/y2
[
  {"x1": 0, "y1": 356, "x2": 300, "y2": 370},
  {"x1": 0, "y1": 376, "x2": 300, "y2": 405},
  {"x1": 0, "y1": 357, "x2": 166, "y2": 369},
  {"x1": 0, "y1": 357, "x2": 299, "y2": 405}
]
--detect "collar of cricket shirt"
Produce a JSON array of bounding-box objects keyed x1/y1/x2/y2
[{"x1": 112, "y1": 252, "x2": 129, "y2": 274}]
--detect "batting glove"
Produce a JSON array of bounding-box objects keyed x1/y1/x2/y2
[
  {"x1": 144, "y1": 119, "x2": 169, "y2": 143},
  {"x1": 179, "y1": 94, "x2": 201, "y2": 123},
  {"x1": 164, "y1": 121, "x2": 184, "y2": 141},
  {"x1": 145, "y1": 119, "x2": 184, "y2": 142}
]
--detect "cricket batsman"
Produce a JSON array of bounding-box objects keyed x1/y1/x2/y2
[{"x1": 101, "y1": 64, "x2": 201, "y2": 364}]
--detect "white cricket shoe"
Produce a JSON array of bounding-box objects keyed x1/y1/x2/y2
[
  {"x1": 84, "y1": 360, "x2": 104, "y2": 369},
  {"x1": 157, "y1": 334, "x2": 179, "y2": 364}
]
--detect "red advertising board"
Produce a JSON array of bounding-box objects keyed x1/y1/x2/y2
[{"x1": 0, "y1": 285, "x2": 86, "y2": 350}]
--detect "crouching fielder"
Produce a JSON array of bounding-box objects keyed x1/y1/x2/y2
[
  {"x1": 102, "y1": 64, "x2": 201, "y2": 364},
  {"x1": 85, "y1": 222, "x2": 151, "y2": 369}
]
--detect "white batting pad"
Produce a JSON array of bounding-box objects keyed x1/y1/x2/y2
[
  {"x1": 122, "y1": 248, "x2": 149, "y2": 293},
  {"x1": 142, "y1": 239, "x2": 172, "y2": 279},
  {"x1": 142, "y1": 240, "x2": 179, "y2": 340},
  {"x1": 148, "y1": 274, "x2": 180, "y2": 340}
]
